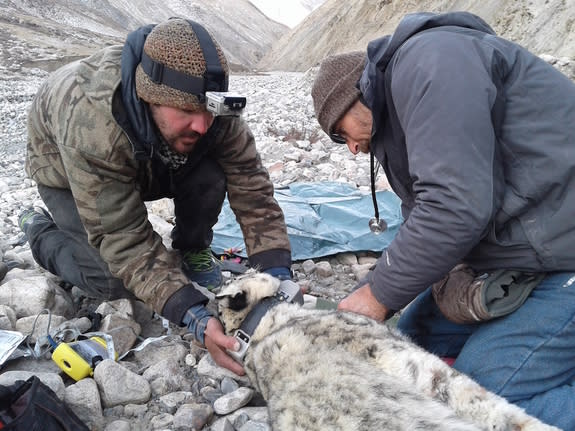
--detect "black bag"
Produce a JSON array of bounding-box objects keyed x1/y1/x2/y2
[{"x1": 0, "y1": 376, "x2": 89, "y2": 431}]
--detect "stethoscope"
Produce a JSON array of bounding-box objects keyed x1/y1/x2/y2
[{"x1": 369, "y1": 151, "x2": 387, "y2": 234}]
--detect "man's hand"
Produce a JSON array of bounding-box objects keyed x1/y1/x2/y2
[
  {"x1": 338, "y1": 283, "x2": 389, "y2": 321},
  {"x1": 203, "y1": 317, "x2": 246, "y2": 376}
]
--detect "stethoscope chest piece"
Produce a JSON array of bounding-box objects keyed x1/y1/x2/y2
[
  {"x1": 369, "y1": 152, "x2": 387, "y2": 235},
  {"x1": 369, "y1": 217, "x2": 387, "y2": 234}
]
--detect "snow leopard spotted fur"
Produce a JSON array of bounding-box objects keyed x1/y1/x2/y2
[{"x1": 216, "y1": 272, "x2": 559, "y2": 431}]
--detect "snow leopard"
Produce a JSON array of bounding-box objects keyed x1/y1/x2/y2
[{"x1": 216, "y1": 272, "x2": 559, "y2": 431}]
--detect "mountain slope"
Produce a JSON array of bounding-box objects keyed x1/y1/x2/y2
[
  {"x1": 250, "y1": 0, "x2": 326, "y2": 27},
  {"x1": 257, "y1": 0, "x2": 575, "y2": 71},
  {"x1": 0, "y1": 0, "x2": 288, "y2": 72}
]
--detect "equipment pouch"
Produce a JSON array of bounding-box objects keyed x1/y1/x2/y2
[{"x1": 431, "y1": 264, "x2": 545, "y2": 325}]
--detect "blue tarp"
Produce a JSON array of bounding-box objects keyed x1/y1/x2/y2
[{"x1": 212, "y1": 182, "x2": 403, "y2": 261}]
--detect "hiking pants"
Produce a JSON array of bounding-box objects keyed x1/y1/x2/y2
[
  {"x1": 26, "y1": 157, "x2": 226, "y2": 299},
  {"x1": 397, "y1": 273, "x2": 575, "y2": 430}
]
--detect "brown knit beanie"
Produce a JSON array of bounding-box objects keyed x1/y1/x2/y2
[
  {"x1": 312, "y1": 51, "x2": 366, "y2": 135},
  {"x1": 135, "y1": 18, "x2": 229, "y2": 111}
]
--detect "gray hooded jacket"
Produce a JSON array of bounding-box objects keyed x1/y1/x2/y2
[{"x1": 359, "y1": 12, "x2": 575, "y2": 311}]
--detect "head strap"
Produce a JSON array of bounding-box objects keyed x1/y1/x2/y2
[
  {"x1": 139, "y1": 19, "x2": 228, "y2": 102},
  {"x1": 187, "y1": 20, "x2": 228, "y2": 96}
]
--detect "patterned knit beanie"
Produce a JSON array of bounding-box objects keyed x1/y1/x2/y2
[
  {"x1": 135, "y1": 18, "x2": 229, "y2": 111},
  {"x1": 312, "y1": 51, "x2": 366, "y2": 135}
]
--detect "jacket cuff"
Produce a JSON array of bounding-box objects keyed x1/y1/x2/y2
[
  {"x1": 161, "y1": 284, "x2": 209, "y2": 325},
  {"x1": 248, "y1": 248, "x2": 292, "y2": 272}
]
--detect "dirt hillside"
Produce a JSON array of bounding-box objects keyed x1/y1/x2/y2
[{"x1": 257, "y1": 0, "x2": 575, "y2": 71}]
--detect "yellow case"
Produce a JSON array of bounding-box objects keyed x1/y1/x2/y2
[{"x1": 52, "y1": 336, "x2": 113, "y2": 381}]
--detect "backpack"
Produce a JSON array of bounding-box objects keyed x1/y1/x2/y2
[{"x1": 0, "y1": 376, "x2": 89, "y2": 431}]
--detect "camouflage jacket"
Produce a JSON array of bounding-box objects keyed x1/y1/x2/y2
[{"x1": 26, "y1": 45, "x2": 291, "y2": 324}]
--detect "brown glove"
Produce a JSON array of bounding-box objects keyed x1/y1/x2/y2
[{"x1": 431, "y1": 264, "x2": 545, "y2": 325}]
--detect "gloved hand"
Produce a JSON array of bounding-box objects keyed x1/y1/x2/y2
[
  {"x1": 181, "y1": 304, "x2": 213, "y2": 345},
  {"x1": 263, "y1": 266, "x2": 292, "y2": 280},
  {"x1": 182, "y1": 305, "x2": 245, "y2": 375},
  {"x1": 204, "y1": 318, "x2": 245, "y2": 376}
]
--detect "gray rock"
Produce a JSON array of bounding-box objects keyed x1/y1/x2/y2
[
  {"x1": 96, "y1": 299, "x2": 135, "y2": 319},
  {"x1": 209, "y1": 417, "x2": 236, "y2": 431},
  {"x1": 213, "y1": 387, "x2": 254, "y2": 415},
  {"x1": 149, "y1": 413, "x2": 174, "y2": 430},
  {"x1": 220, "y1": 376, "x2": 239, "y2": 394},
  {"x1": 336, "y1": 252, "x2": 358, "y2": 265},
  {"x1": 131, "y1": 338, "x2": 189, "y2": 369},
  {"x1": 0, "y1": 371, "x2": 65, "y2": 398},
  {"x1": 158, "y1": 391, "x2": 196, "y2": 414},
  {"x1": 123, "y1": 403, "x2": 148, "y2": 418},
  {"x1": 351, "y1": 263, "x2": 374, "y2": 282},
  {"x1": 0, "y1": 276, "x2": 56, "y2": 317},
  {"x1": 104, "y1": 420, "x2": 132, "y2": 431},
  {"x1": 0, "y1": 305, "x2": 17, "y2": 330},
  {"x1": 233, "y1": 412, "x2": 251, "y2": 429},
  {"x1": 143, "y1": 356, "x2": 189, "y2": 396},
  {"x1": 94, "y1": 359, "x2": 151, "y2": 407},
  {"x1": 301, "y1": 259, "x2": 316, "y2": 275},
  {"x1": 197, "y1": 354, "x2": 250, "y2": 383},
  {"x1": 55, "y1": 317, "x2": 93, "y2": 339},
  {"x1": 15, "y1": 314, "x2": 67, "y2": 343},
  {"x1": 172, "y1": 403, "x2": 213, "y2": 430},
  {"x1": 64, "y1": 378, "x2": 104, "y2": 430},
  {"x1": 315, "y1": 260, "x2": 334, "y2": 277},
  {"x1": 358, "y1": 255, "x2": 378, "y2": 266},
  {"x1": 185, "y1": 352, "x2": 197, "y2": 367},
  {"x1": 221, "y1": 407, "x2": 270, "y2": 426},
  {"x1": 200, "y1": 385, "x2": 223, "y2": 404},
  {"x1": 99, "y1": 314, "x2": 141, "y2": 357}
]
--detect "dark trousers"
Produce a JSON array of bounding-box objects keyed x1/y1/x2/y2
[{"x1": 28, "y1": 157, "x2": 226, "y2": 299}]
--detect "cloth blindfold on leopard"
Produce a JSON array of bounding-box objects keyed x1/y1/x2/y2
[{"x1": 216, "y1": 271, "x2": 558, "y2": 431}]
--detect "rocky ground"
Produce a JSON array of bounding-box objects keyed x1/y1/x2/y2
[
  {"x1": 1, "y1": 54, "x2": 574, "y2": 430},
  {"x1": 0, "y1": 65, "x2": 384, "y2": 431}
]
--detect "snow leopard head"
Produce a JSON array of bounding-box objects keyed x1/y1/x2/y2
[{"x1": 216, "y1": 270, "x2": 281, "y2": 335}]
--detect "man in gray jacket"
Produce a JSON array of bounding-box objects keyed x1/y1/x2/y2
[
  {"x1": 312, "y1": 11, "x2": 575, "y2": 429},
  {"x1": 21, "y1": 18, "x2": 292, "y2": 375}
]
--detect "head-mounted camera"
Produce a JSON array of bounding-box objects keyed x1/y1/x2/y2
[
  {"x1": 140, "y1": 18, "x2": 247, "y2": 116},
  {"x1": 206, "y1": 91, "x2": 246, "y2": 116}
]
